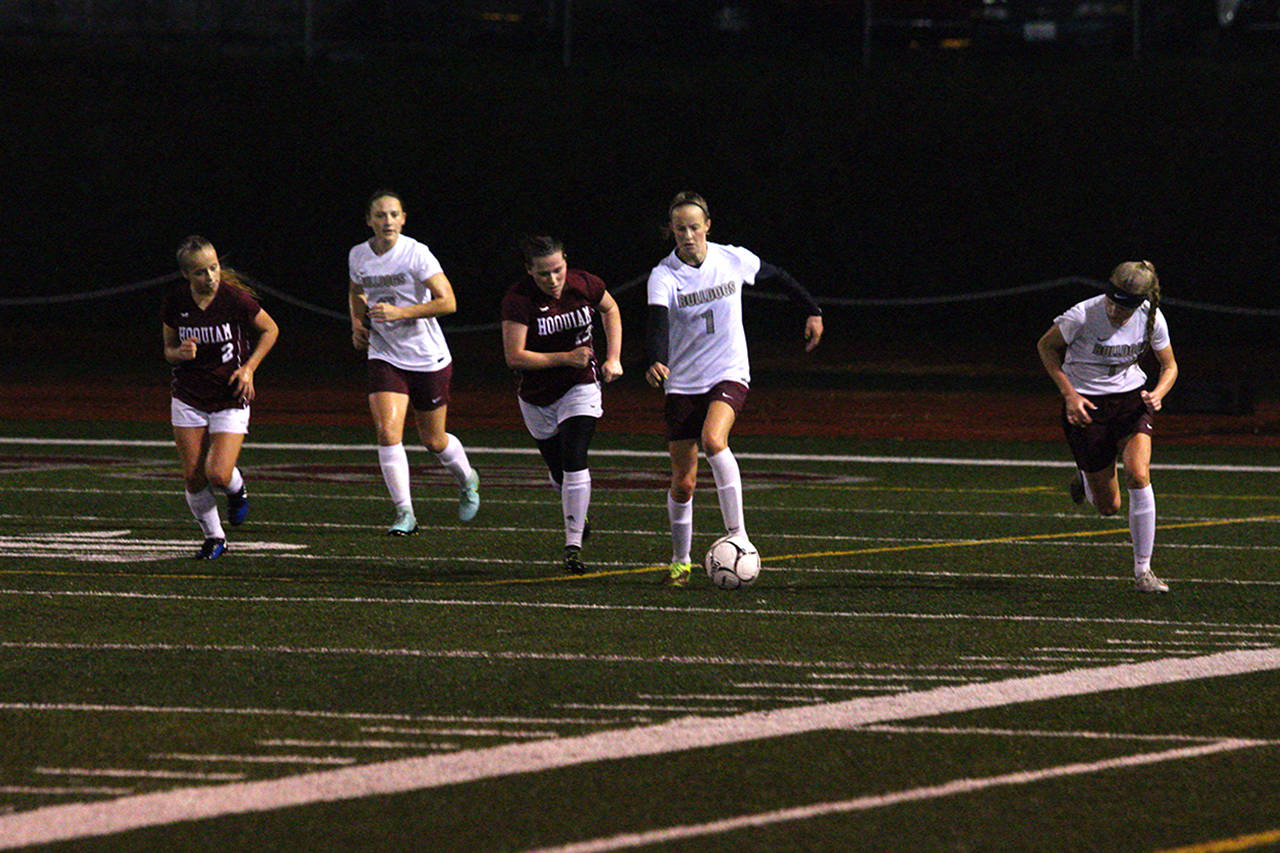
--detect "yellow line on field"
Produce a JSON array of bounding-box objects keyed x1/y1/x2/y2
[
  {"x1": 1153, "y1": 828, "x2": 1280, "y2": 853},
  {"x1": 766, "y1": 514, "x2": 1280, "y2": 563},
  {"x1": 2, "y1": 516, "x2": 1276, "y2": 587}
]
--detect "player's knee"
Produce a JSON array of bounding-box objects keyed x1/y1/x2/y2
[
  {"x1": 1125, "y1": 470, "x2": 1150, "y2": 490},
  {"x1": 1095, "y1": 496, "x2": 1122, "y2": 517},
  {"x1": 184, "y1": 473, "x2": 208, "y2": 492},
  {"x1": 670, "y1": 479, "x2": 695, "y2": 503},
  {"x1": 702, "y1": 434, "x2": 728, "y2": 456}
]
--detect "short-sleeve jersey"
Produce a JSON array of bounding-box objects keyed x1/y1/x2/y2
[
  {"x1": 647, "y1": 242, "x2": 761, "y2": 395},
  {"x1": 500, "y1": 269, "x2": 606, "y2": 406},
  {"x1": 1054, "y1": 295, "x2": 1170, "y2": 395},
  {"x1": 162, "y1": 282, "x2": 262, "y2": 412},
  {"x1": 348, "y1": 234, "x2": 452, "y2": 372}
]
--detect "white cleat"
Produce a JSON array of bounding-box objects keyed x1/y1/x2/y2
[{"x1": 1135, "y1": 569, "x2": 1169, "y2": 593}]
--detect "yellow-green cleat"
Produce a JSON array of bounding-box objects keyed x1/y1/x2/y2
[{"x1": 661, "y1": 561, "x2": 692, "y2": 587}]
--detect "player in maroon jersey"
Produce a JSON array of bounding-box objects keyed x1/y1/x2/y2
[
  {"x1": 162, "y1": 236, "x2": 279, "y2": 559},
  {"x1": 500, "y1": 235, "x2": 622, "y2": 574}
]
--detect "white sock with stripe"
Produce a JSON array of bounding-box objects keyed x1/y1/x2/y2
[
  {"x1": 377, "y1": 444, "x2": 412, "y2": 511},
  {"x1": 1128, "y1": 485, "x2": 1156, "y2": 577},
  {"x1": 433, "y1": 433, "x2": 475, "y2": 486},
  {"x1": 562, "y1": 469, "x2": 591, "y2": 548},
  {"x1": 667, "y1": 494, "x2": 693, "y2": 565},
  {"x1": 708, "y1": 448, "x2": 746, "y2": 537},
  {"x1": 185, "y1": 487, "x2": 224, "y2": 540}
]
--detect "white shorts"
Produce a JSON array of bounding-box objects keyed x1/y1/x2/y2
[
  {"x1": 518, "y1": 382, "x2": 603, "y2": 441},
  {"x1": 171, "y1": 398, "x2": 251, "y2": 434}
]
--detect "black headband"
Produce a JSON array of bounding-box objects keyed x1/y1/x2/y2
[{"x1": 1106, "y1": 283, "x2": 1147, "y2": 309}]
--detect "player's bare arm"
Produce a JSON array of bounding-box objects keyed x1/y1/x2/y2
[
  {"x1": 348, "y1": 280, "x2": 370, "y2": 350},
  {"x1": 1141, "y1": 344, "x2": 1179, "y2": 414},
  {"x1": 162, "y1": 323, "x2": 198, "y2": 363},
  {"x1": 599, "y1": 291, "x2": 624, "y2": 382},
  {"x1": 367, "y1": 271, "x2": 457, "y2": 323},
  {"x1": 229, "y1": 308, "x2": 280, "y2": 402},
  {"x1": 1037, "y1": 325, "x2": 1096, "y2": 425},
  {"x1": 501, "y1": 321, "x2": 592, "y2": 371}
]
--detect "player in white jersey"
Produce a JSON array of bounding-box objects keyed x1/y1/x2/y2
[
  {"x1": 1037, "y1": 260, "x2": 1178, "y2": 593},
  {"x1": 348, "y1": 190, "x2": 480, "y2": 535},
  {"x1": 646, "y1": 192, "x2": 824, "y2": 587}
]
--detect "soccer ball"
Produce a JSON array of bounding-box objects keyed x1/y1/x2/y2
[{"x1": 704, "y1": 534, "x2": 761, "y2": 590}]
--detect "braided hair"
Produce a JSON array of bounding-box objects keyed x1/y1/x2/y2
[{"x1": 1110, "y1": 260, "x2": 1160, "y2": 361}]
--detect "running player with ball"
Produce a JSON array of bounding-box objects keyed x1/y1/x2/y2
[
  {"x1": 1037, "y1": 260, "x2": 1178, "y2": 593},
  {"x1": 645, "y1": 192, "x2": 824, "y2": 587}
]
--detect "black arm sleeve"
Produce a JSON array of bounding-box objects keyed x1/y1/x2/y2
[
  {"x1": 646, "y1": 304, "x2": 669, "y2": 366},
  {"x1": 757, "y1": 261, "x2": 822, "y2": 316}
]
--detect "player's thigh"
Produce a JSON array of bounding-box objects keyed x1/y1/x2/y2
[
  {"x1": 701, "y1": 400, "x2": 738, "y2": 454},
  {"x1": 205, "y1": 431, "x2": 247, "y2": 485},
  {"x1": 368, "y1": 392, "x2": 410, "y2": 444},
  {"x1": 669, "y1": 438, "x2": 699, "y2": 492},
  {"x1": 413, "y1": 405, "x2": 449, "y2": 453},
  {"x1": 173, "y1": 426, "x2": 210, "y2": 484},
  {"x1": 1119, "y1": 431, "x2": 1153, "y2": 488}
]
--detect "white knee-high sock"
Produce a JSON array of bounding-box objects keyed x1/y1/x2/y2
[
  {"x1": 433, "y1": 433, "x2": 475, "y2": 486},
  {"x1": 377, "y1": 444, "x2": 412, "y2": 510},
  {"x1": 185, "y1": 487, "x2": 224, "y2": 539},
  {"x1": 562, "y1": 469, "x2": 591, "y2": 548},
  {"x1": 1128, "y1": 485, "x2": 1156, "y2": 576},
  {"x1": 667, "y1": 493, "x2": 693, "y2": 565},
  {"x1": 224, "y1": 467, "x2": 244, "y2": 496},
  {"x1": 708, "y1": 448, "x2": 746, "y2": 536}
]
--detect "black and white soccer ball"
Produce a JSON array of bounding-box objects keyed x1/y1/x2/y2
[{"x1": 704, "y1": 533, "x2": 761, "y2": 590}]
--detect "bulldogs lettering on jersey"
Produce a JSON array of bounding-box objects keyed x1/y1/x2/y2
[
  {"x1": 348, "y1": 234, "x2": 452, "y2": 372},
  {"x1": 647, "y1": 243, "x2": 760, "y2": 395},
  {"x1": 1055, "y1": 295, "x2": 1170, "y2": 395}
]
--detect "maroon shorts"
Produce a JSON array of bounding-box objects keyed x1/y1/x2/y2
[
  {"x1": 367, "y1": 359, "x2": 452, "y2": 412},
  {"x1": 664, "y1": 381, "x2": 749, "y2": 442},
  {"x1": 1062, "y1": 389, "x2": 1154, "y2": 473}
]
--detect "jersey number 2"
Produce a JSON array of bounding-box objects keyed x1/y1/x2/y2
[{"x1": 220, "y1": 342, "x2": 235, "y2": 364}]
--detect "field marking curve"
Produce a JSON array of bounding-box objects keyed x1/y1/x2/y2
[{"x1": 0, "y1": 647, "x2": 1278, "y2": 849}]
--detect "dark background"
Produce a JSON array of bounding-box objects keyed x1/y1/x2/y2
[{"x1": 1, "y1": 4, "x2": 1277, "y2": 397}]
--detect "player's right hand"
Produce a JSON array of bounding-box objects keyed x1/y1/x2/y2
[
  {"x1": 646, "y1": 362, "x2": 669, "y2": 388},
  {"x1": 177, "y1": 338, "x2": 198, "y2": 361},
  {"x1": 564, "y1": 346, "x2": 593, "y2": 369},
  {"x1": 1065, "y1": 392, "x2": 1096, "y2": 426}
]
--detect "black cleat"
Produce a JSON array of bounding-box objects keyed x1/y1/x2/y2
[
  {"x1": 563, "y1": 545, "x2": 587, "y2": 575},
  {"x1": 1069, "y1": 471, "x2": 1086, "y2": 505},
  {"x1": 194, "y1": 538, "x2": 227, "y2": 560},
  {"x1": 227, "y1": 487, "x2": 249, "y2": 525}
]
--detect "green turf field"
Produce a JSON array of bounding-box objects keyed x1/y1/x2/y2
[{"x1": 1, "y1": 423, "x2": 1278, "y2": 852}]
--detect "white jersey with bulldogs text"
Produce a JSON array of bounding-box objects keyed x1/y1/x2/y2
[
  {"x1": 349, "y1": 234, "x2": 452, "y2": 372},
  {"x1": 1055, "y1": 295, "x2": 1170, "y2": 396},
  {"x1": 648, "y1": 242, "x2": 760, "y2": 395}
]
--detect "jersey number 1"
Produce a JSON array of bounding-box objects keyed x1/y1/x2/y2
[{"x1": 698, "y1": 310, "x2": 715, "y2": 335}]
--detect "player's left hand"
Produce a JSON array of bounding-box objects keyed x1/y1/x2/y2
[
  {"x1": 1140, "y1": 390, "x2": 1162, "y2": 414},
  {"x1": 230, "y1": 366, "x2": 255, "y2": 402},
  {"x1": 601, "y1": 359, "x2": 623, "y2": 383},
  {"x1": 367, "y1": 302, "x2": 403, "y2": 323},
  {"x1": 803, "y1": 315, "x2": 824, "y2": 352}
]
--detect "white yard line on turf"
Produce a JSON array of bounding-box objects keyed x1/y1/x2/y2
[
  {"x1": 2, "y1": 437, "x2": 1279, "y2": 473},
  {"x1": 525, "y1": 740, "x2": 1264, "y2": 853},
  {"x1": 0, "y1": 647, "x2": 1277, "y2": 849}
]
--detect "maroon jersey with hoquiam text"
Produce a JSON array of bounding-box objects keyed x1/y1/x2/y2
[
  {"x1": 162, "y1": 282, "x2": 262, "y2": 412},
  {"x1": 500, "y1": 269, "x2": 605, "y2": 406}
]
